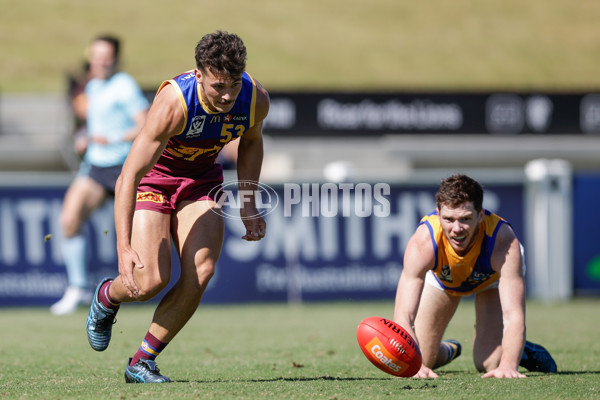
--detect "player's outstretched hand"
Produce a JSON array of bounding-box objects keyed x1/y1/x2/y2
[
  {"x1": 482, "y1": 366, "x2": 527, "y2": 379},
  {"x1": 413, "y1": 365, "x2": 439, "y2": 379}
]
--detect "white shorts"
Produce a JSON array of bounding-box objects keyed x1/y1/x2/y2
[{"x1": 425, "y1": 243, "x2": 526, "y2": 293}]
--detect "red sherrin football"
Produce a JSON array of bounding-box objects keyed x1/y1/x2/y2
[{"x1": 356, "y1": 316, "x2": 422, "y2": 377}]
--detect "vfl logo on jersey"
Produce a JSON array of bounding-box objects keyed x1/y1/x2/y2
[
  {"x1": 186, "y1": 115, "x2": 206, "y2": 139},
  {"x1": 440, "y1": 264, "x2": 453, "y2": 282}
]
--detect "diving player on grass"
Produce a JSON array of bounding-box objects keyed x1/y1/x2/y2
[{"x1": 393, "y1": 174, "x2": 557, "y2": 378}]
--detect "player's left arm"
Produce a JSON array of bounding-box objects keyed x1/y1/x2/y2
[
  {"x1": 483, "y1": 223, "x2": 527, "y2": 378},
  {"x1": 237, "y1": 79, "x2": 270, "y2": 241}
]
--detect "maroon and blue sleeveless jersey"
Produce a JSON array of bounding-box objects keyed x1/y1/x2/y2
[{"x1": 152, "y1": 70, "x2": 258, "y2": 178}]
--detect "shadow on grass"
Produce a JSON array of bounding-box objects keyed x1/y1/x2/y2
[
  {"x1": 551, "y1": 370, "x2": 600, "y2": 375},
  {"x1": 172, "y1": 370, "x2": 600, "y2": 384},
  {"x1": 427, "y1": 369, "x2": 600, "y2": 377},
  {"x1": 174, "y1": 376, "x2": 437, "y2": 389}
]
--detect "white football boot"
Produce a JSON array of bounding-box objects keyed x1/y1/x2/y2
[{"x1": 50, "y1": 286, "x2": 93, "y2": 315}]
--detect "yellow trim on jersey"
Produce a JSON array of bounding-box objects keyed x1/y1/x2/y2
[
  {"x1": 197, "y1": 82, "x2": 220, "y2": 114},
  {"x1": 157, "y1": 76, "x2": 189, "y2": 136},
  {"x1": 246, "y1": 72, "x2": 257, "y2": 128}
]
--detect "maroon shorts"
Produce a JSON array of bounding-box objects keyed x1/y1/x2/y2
[{"x1": 135, "y1": 167, "x2": 223, "y2": 214}]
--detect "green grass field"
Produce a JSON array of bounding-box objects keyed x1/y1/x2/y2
[
  {"x1": 0, "y1": 299, "x2": 598, "y2": 399},
  {"x1": 1, "y1": 7, "x2": 599, "y2": 399},
  {"x1": 1, "y1": 0, "x2": 600, "y2": 92}
]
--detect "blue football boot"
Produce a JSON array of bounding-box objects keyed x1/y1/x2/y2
[
  {"x1": 125, "y1": 358, "x2": 172, "y2": 383},
  {"x1": 86, "y1": 278, "x2": 118, "y2": 351},
  {"x1": 520, "y1": 340, "x2": 557, "y2": 372}
]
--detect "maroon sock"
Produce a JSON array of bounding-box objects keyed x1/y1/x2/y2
[
  {"x1": 130, "y1": 332, "x2": 168, "y2": 366},
  {"x1": 98, "y1": 280, "x2": 120, "y2": 310}
]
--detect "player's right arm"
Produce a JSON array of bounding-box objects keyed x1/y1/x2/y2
[
  {"x1": 392, "y1": 223, "x2": 437, "y2": 378},
  {"x1": 114, "y1": 83, "x2": 184, "y2": 297},
  {"x1": 393, "y1": 224, "x2": 434, "y2": 337}
]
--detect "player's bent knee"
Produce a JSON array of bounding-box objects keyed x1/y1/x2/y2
[
  {"x1": 136, "y1": 276, "x2": 169, "y2": 301},
  {"x1": 200, "y1": 266, "x2": 215, "y2": 281},
  {"x1": 474, "y1": 362, "x2": 486, "y2": 373},
  {"x1": 196, "y1": 263, "x2": 215, "y2": 284},
  {"x1": 473, "y1": 354, "x2": 499, "y2": 373}
]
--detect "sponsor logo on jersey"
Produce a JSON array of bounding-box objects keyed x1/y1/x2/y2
[
  {"x1": 224, "y1": 114, "x2": 248, "y2": 123},
  {"x1": 167, "y1": 144, "x2": 222, "y2": 161},
  {"x1": 136, "y1": 192, "x2": 164, "y2": 203}
]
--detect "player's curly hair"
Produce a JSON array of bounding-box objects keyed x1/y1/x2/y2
[
  {"x1": 436, "y1": 174, "x2": 484, "y2": 211},
  {"x1": 195, "y1": 31, "x2": 247, "y2": 78}
]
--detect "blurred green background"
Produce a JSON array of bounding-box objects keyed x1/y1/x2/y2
[{"x1": 1, "y1": 0, "x2": 600, "y2": 93}]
